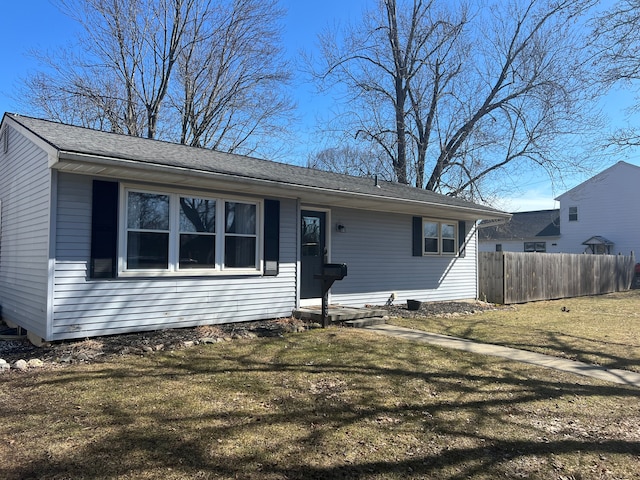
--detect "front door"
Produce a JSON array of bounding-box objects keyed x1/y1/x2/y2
[{"x1": 300, "y1": 210, "x2": 326, "y2": 300}]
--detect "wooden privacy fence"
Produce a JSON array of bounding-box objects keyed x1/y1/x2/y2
[{"x1": 479, "y1": 252, "x2": 636, "y2": 304}]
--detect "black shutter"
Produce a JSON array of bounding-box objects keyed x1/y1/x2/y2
[
  {"x1": 90, "y1": 180, "x2": 119, "y2": 278},
  {"x1": 412, "y1": 216, "x2": 422, "y2": 256},
  {"x1": 458, "y1": 221, "x2": 466, "y2": 258},
  {"x1": 263, "y1": 199, "x2": 280, "y2": 276}
]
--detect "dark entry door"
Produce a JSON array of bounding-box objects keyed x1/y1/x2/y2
[{"x1": 300, "y1": 210, "x2": 326, "y2": 299}]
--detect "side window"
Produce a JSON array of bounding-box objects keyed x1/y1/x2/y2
[
  {"x1": 524, "y1": 241, "x2": 546, "y2": 252},
  {"x1": 568, "y1": 206, "x2": 578, "y2": 222},
  {"x1": 422, "y1": 219, "x2": 458, "y2": 256},
  {"x1": 495, "y1": 244, "x2": 502, "y2": 252}
]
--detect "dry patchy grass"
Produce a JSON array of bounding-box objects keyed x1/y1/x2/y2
[
  {"x1": 1, "y1": 328, "x2": 639, "y2": 479},
  {"x1": 391, "y1": 290, "x2": 640, "y2": 373}
]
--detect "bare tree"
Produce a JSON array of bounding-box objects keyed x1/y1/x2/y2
[
  {"x1": 21, "y1": 0, "x2": 292, "y2": 156},
  {"x1": 591, "y1": 0, "x2": 640, "y2": 148},
  {"x1": 312, "y1": 0, "x2": 601, "y2": 198},
  {"x1": 174, "y1": 0, "x2": 292, "y2": 154},
  {"x1": 307, "y1": 145, "x2": 393, "y2": 179}
]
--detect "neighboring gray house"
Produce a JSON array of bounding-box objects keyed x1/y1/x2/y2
[
  {"x1": 478, "y1": 209, "x2": 561, "y2": 253},
  {"x1": 0, "y1": 113, "x2": 508, "y2": 343}
]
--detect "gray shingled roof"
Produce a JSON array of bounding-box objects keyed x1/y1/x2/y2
[
  {"x1": 6, "y1": 113, "x2": 507, "y2": 218},
  {"x1": 478, "y1": 209, "x2": 560, "y2": 240}
]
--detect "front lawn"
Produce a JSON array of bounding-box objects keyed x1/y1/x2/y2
[
  {"x1": 391, "y1": 290, "x2": 640, "y2": 373},
  {"x1": 1, "y1": 328, "x2": 639, "y2": 479}
]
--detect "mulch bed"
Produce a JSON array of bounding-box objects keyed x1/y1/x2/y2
[{"x1": 0, "y1": 300, "x2": 503, "y2": 369}]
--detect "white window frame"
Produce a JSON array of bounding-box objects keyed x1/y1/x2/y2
[
  {"x1": 524, "y1": 241, "x2": 546, "y2": 253},
  {"x1": 118, "y1": 184, "x2": 262, "y2": 276},
  {"x1": 421, "y1": 218, "x2": 458, "y2": 256},
  {"x1": 568, "y1": 206, "x2": 578, "y2": 222}
]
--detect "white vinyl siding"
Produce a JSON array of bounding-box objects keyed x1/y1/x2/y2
[
  {"x1": 0, "y1": 125, "x2": 51, "y2": 338},
  {"x1": 556, "y1": 162, "x2": 640, "y2": 256},
  {"x1": 52, "y1": 173, "x2": 296, "y2": 341},
  {"x1": 329, "y1": 208, "x2": 477, "y2": 306}
]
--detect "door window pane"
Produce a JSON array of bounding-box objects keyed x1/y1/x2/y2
[{"x1": 302, "y1": 216, "x2": 321, "y2": 257}]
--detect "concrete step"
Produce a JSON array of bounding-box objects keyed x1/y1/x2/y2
[
  {"x1": 343, "y1": 317, "x2": 387, "y2": 328},
  {"x1": 294, "y1": 306, "x2": 387, "y2": 323}
]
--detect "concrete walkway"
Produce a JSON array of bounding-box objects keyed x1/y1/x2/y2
[{"x1": 365, "y1": 324, "x2": 640, "y2": 388}]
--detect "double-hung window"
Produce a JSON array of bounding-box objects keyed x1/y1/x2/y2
[
  {"x1": 224, "y1": 202, "x2": 257, "y2": 268},
  {"x1": 179, "y1": 197, "x2": 216, "y2": 269},
  {"x1": 422, "y1": 219, "x2": 458, "y2": 255},
  {"x1": 126, "y1": 192, "x2": 170, "y2": 269},
  {"x1": 122, "y1": 187, "x2": 260, "y2": 275}
]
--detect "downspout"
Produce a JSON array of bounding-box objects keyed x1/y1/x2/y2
[{"x1": 45, "y1": 154, "x2": 59, "y2": 343}]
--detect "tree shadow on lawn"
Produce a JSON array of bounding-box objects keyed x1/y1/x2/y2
[
  {"x1": 4, "y1": 335, "x2": 640, "y2": 480},
  {"x1": 425, "y1": 316, "x2": 640, "y2": 374}
]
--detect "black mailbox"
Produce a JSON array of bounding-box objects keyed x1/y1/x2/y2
[
  {"x1": 313, "y1": 263, "x2": 348, "y2": 328},
  {"x1": 321, "y1": 263, "x2": 347, "y2": 281}
]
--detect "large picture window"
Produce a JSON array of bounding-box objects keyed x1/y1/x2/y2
[
  {"x1": 422, "y1": 219, "x2": 458, "y2": 256},
  {"x1": 122, "y1": 188, "x2": 260, "y2": 274}
]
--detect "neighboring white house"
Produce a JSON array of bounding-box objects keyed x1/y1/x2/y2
[
  {"x1": 479, "y1": 161, "x2": 640, "y2": 258},
  {"x1": 478, "y1": 209, "x2": 561, "y2": 253},
  {"x1": 0, "y1": 113, "x2": 509, "y2": 343},
  {"x1": 555, "y1": 161, "x2": 640, "y2": 257}
]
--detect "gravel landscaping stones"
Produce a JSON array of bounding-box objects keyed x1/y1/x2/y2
[{"x1": 0, "y1": 301, "x2": 502, "y2": 371}]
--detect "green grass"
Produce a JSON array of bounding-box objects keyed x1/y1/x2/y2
[
  {"x1": 1, "y1": 325, "x2": 639, "y2": 479},
  {"x1": 391, "y1": 290, "x2": 640, "y2": 373}
]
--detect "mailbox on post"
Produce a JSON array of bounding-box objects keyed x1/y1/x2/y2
[
  {"x1": 314, "y1": 263, "x2": 348, "y2": 327},
  {"x1": 321, "y1": 263, "x2": 347, "y2": 281}
]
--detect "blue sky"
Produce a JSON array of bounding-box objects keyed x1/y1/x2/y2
[{"x1": 1, "y1": 0, "x2": 638, "y2": 212}]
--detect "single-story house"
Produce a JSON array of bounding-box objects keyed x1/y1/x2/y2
[
  {"x1": 0, "y1": 113, "x2": 509, "y2": 343},
  {"x1": 478, "y1": 209, "x2": 561, "y2": 253}
]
